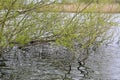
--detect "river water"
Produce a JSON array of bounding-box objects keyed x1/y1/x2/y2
[
  {"x1": 85, "y1": 16, "x2": 120, "y2": 80},
  {"x1": 85, "y1": 45, "x2": 120, "y2": 80},
  {"x1": 1, "y1": 41, "x2": 120, "y2": 80}
]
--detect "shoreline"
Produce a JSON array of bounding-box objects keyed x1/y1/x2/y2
[{"x1": 38, "y1": 3, "x2": 120, "y2": 13}]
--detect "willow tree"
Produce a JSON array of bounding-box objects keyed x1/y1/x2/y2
[{"x1": 0, "y1": 0, "x2": 116, "y2": 54}]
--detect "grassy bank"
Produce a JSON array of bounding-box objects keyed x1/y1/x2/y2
[
  {"x1": 37, "y1": 3, "x2": 120, "y2": 13},
  {"x1": 0, "y1": 3, "x2": 120, "y2": 13}
]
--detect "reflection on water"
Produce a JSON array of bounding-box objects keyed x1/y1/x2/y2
[
  {"x1": 85, "y1": 45, "x2": 120, "y2": 80},
  {"x1": 1, "y1": 43, "x2": 120, "y2": 80},
  {"x1": 0, "y1": 44, "x2": 87, "y2": 80}
]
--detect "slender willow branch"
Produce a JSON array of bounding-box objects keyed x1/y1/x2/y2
[
  {"x1": 7, "y1": 13, "x2": 28, "y2": 42},
  {"x1": 58, "y1": 0, "x2": 94, "y2": 37},
  {"x1": 17, "y1": 1, "x2": 55, "y2": 14},
  {"x1": 65, "y1": 0, "x2": 94, "y2": 28},
  {"x1": 0, "y1": 1, "x2": 55, "y2": 24},
  {"x1": 0, "y1": 0, "x2": 17, "y2": 34}
]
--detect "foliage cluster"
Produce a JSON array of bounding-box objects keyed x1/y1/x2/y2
[{"x1": 0, "y1": 0, "x2": 117, "y2": 50}]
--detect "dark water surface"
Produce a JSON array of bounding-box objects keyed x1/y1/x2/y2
[{"x1": 1, "y1": 43, "x2": 120, "y2": 80}]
